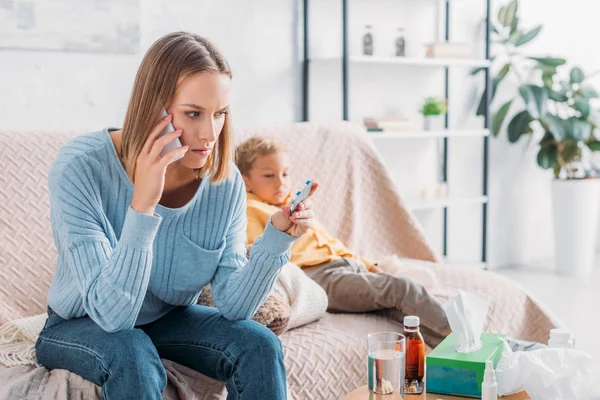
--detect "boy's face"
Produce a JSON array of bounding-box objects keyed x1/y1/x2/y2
[{"x1": 243, "y1": 151, "x2": 291, "y2": 206}]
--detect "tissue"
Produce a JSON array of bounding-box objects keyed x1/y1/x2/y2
[
  {"x1": 496, "y1": 340, "x2": 600, "y2": 400},
  {"x1": 442, "y1": 290, "x2": 489, "y2": 353},
  {"x1": 427, "y1": 291, "x2": 504, "y2": 398}
]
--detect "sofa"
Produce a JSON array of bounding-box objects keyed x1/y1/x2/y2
[{"x1": 0, "y1": 121, "x2": 561, "y2": 399}]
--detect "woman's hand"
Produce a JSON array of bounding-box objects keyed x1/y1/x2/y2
[
  {"x1": 271, "y1": 183, "x2": 319, "y2": 238},
  {"x1": 130, "y1": 113, "x2": 189, "y2": 215}
]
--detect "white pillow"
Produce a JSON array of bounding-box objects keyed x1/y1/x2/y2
[{"x1": 273, "y1": 263, "x2": 328, "y2": 330}]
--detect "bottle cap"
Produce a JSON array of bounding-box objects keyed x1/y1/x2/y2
[
  {"x1": 550, "y1": 328, "x2": 572, "y2": 342},
  {"x1": 484, "y1": 360, "x2": 496, "y2": 382},
  {"x1": 403, "y1": 316, "x2": 420, "y2": 327}
]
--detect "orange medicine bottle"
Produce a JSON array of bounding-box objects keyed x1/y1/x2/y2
[{"x1": 404, "y1": 316, "x2": 425, "y2": 394}]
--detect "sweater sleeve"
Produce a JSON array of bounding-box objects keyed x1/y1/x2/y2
[
  {"x1": 210, "y1": 186, "x2": 296, "y2": 320},
  {"x1": 246, "y1": 212, "x2": 266, "y2": 246},
  {"x1": 50, "y1": 164, "x2": 161, "y2": 332}
]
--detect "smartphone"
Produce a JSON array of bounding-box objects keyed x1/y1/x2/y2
[
  {"x1": 159, "y1": 109, "x2": 184, "y2": 164},
  {"x1": 290, "y1": 180, "x2": 313, "y2": 215}
]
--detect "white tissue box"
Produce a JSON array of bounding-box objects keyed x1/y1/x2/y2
[{"x1": 426, "y1": 333, "x2": 506, "y2": 398}]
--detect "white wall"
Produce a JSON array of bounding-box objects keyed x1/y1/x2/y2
[
  {"x1": 0, "y1": 0, "x2": 301, "y2": 132},
  {"x1": 1, "y1": 0, "x2": 598, "y2": 268}
]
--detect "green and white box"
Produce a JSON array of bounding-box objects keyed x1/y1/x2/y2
[{"x1": 426, "y1": 333, "x2": 506, "y2": 398}]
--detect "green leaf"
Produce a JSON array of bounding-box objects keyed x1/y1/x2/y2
[
  {"x1": 570, "y1": 67, "x2": 585, "y2": 84},
  {"x1": 508, "y1": 30, "x2": 523, "y2": 45},
  {"x1": 574, "y1": 97, "x2": 590, "y2": 117},
  {"x1": 470, "y1": 67, "x2": 487, "y2": 76},
  {"x1": 519, "y1": 85, "x2": 548, "y2": 118},
  {"x1": 531, "y1": 86, "x2": 548, "y2": 118},
  {"x1": 580, "y1": 86, "x2": 600, "y2": 98},
  {"x1": 477, "y1": 90, "x2": 488, "y2": 116},
  {"x1": 497, "y1": 63, "x2": 511, "y2": 81},
  {"x1": 470, "y1": 57, "x2": 495, "y2": 76},
  {"x1": 537, "y1": 144, "x2": 558, "y2": 169},
  {"x1": 542, "y1": 71, "x2": 555, "y2": 88},
  {"x1": 515, "y1": 25, "x2": 542, "y2": 47},
  {"x1": 540, "y1": 131, "x2": 555, "y2": 146},
  {"x1": 528, "y1": 57, "x2": 567, "y2": 67},
  {"x1": 548, "y1": 89, "x2": 568, "y2": 102},
  {"x1": 519, "y1": 85, "x2": 532, "y2": 103},
  {"x1": 588, "y1": 140, "x2": 600, "y2": 151},
  {"x1": 543, "y1": 114, "x2": 568, "y2": 141},
  {"x1": 492, "y1": 100, "x2": 513, "y2": 136},
  {"x1": 510, "y1": 15, "x2": 519, "y2": 35},
  {"x1": 567, "y1": 117, "x2": 592, "y2": 141},
  {"x1": 538, "y1": 66, "x2": 558, "y2": 77},
  {"x1": 498, "y1": 6, "x2": 507, "y2": 26},
  {"x1": 476, "y1": 64, "x2": 510, "y2": 116},
  {"x1": 504, "y1": 0, "x2": 518, "y2": 28},
  {"x1": 553, "y1": 165, "x2": 562, "y2": 178},
  {"x1": 562, "y1": 141, "x2": 581, "y2": 163},
  {"x1": 507, "y1": 110, "x2": 533, "y2": 143},
  {"x1": 493, "y1": 25, "x2": 500, "y2": 35}
]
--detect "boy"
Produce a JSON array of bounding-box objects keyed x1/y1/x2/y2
[{"x1": 235, "y1": 136, "x2": 449, "y2": 345}]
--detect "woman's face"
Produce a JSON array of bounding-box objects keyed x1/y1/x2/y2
[{"x1": 168, "y1": 72, "x2": 231, "y2": 170}]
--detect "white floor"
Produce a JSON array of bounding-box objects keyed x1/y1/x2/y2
[{"x1": 494, "y1": 260, "x2": 599, "y2": 361}]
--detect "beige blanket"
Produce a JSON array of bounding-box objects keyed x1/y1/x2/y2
[{"x1": 0, "y1": 360, "x2": 226, "y2": 400}]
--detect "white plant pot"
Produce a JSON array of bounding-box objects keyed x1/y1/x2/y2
[
  {"x1": 423, "y1": 115, "x2": 444, "y2": 131},
  {"x1": 551, "y1": 178, "x2": 600, "y2": 276}
]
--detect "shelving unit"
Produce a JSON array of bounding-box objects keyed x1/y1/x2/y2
[
  {"x1": 368, "y1": 129, "x2": 490, "y2": 140},
  {"x1": 406, "y1": 195, "x2": 488, "y2": 212},
  {"x1": 313, "y1": 56, "x2": 492, "y2": 68},
  {"x1": 301, "y1": 0, "x2": 493, "y2": 266}
]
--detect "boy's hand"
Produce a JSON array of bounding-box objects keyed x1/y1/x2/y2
[{"x1": 271, "y1": 183, "x2": 318, "y2": 238}]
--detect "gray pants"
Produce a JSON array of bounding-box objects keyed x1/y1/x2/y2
[{"x1": 304, "y1": 258, "x2": 450, "y2": 347}]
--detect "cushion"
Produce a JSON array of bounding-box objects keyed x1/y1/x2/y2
[{"x1": 198, "y1": 285, "x2": 291, "y2": 336}]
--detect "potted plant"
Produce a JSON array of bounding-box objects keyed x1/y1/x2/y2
[
  {"x1": 421, "y1": 97, "x2": 447, "y2": 131},
  {"x1": 473, "y1": 0, "x2": 600, "y2": 276}
]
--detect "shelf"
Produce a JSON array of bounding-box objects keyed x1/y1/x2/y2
[
  {"x1": 406, "y1": 195, "x2": 488, "y2": 211},
  {"x1": 368, "y1": 129, "x2": 490, "y2": 139},
  {"x1": 313, "y1": 56, "x2": 491, "y2": 68}
]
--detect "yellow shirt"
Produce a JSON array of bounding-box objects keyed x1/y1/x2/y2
[{"x1": 245, "y1": 192, "x2": 376, "y2": 271}]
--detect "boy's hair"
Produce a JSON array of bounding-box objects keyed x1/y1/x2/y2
[{"x1": 235, "y1": 136, "x2": 286, "y2": 176}]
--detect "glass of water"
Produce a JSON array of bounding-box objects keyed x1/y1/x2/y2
[{"x1": 367, "y1": 332, "x2": 406, "y2": 397}]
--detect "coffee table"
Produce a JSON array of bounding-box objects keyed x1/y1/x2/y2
[{"x1": 340, "y1": 385, "x2": 530, "y2": 400}]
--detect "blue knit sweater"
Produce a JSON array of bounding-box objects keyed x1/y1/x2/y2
[{"x1": 46, "y1": 128, "x2": 295, "y2": 332}]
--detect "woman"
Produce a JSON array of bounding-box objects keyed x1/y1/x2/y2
[{"x1": 35, "y1": 31, "x2": 317, "y2": 399}]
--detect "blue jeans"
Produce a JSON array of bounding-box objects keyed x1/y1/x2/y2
[{"x1": 35, "y1": 305, "x2": 287, "y2": 400}]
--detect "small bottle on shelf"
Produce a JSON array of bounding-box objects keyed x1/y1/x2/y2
[
  {"x1": 403, "y1": 315, "x2": 425, "y2": 394},
  {"x1": 363, "y1": 25, "x2": 374, "y2": 56},
  {"x1": 395, "y1": 28, "x2": 406, "y2": 57}
]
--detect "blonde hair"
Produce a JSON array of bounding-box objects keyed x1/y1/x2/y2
[
  {"x1": 120, "y1": 31, "x2": 233, "y2": 183},
  {"x1": 235, "y1": 136, "x2": 286, "y2": 176}
]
